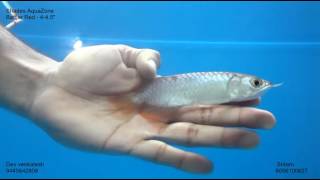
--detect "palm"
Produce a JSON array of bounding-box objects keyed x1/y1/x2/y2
[{"x1": 30, "y1": 45, "x2": 276, "y2": 173}]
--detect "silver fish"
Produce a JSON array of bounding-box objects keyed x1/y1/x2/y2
[{"x1": 132, "y1": 72, "x2": 281, "y2": 107}]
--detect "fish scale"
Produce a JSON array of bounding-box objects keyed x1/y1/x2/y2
[{"x1": 131, "y1": 72, "x2": 277, "y2": 107}]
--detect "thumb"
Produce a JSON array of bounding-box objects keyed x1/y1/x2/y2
[
  {"x1": 136, "y1": 49, "x2": 160, "y2": 80},
  {"x1": 117, "y1": 45, "x2": 161, "y2": 80}
]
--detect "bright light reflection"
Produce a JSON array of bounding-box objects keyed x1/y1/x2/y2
[{"x1": 73, "y1": 39, "x2": 83, "y2": 50}]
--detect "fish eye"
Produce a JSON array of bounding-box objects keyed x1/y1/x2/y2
[{"x1": 251, "y1": 78, "x2": 263, "y2": 88}]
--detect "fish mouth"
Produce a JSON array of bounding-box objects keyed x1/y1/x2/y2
[
  {"x1": 257, "y1": 82, "x2": 282, "y2": 96},
  {"x1": 264, "y1": 82, "x2": 283, "y2": 90},
  {"x1": 271, "y1": 83, "x2": 283, "y2": 88}
]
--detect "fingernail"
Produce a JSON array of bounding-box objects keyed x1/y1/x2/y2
[
  {"x1": 143, "y1": 59, "x2": 156, "y2": 79},
  {"x1": 147, "y1": 59, "x2": 157, "y2": 70}
]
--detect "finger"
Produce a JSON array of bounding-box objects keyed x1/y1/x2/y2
[
  {"x1": 136, "y1": 50, "x2": 159, "y2": 80},
  {"x1": 156, "y1": 122, "x2": 259, "y2": 148},
  {"x1": 129, "y1": 140, "x2": 212, "y2": 173},
  {"x1": 173, "y1": 105, "x2": 276, "y2": 129},
  {"x1": 223, "y1": 98, "x2": 261, "y2": 107},
  {"x1": 116, "y1": 44, "x2": 160, "y2": 80}
]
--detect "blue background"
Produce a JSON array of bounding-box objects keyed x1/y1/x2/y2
[{"x1": 0, "y1": 1, "x2": 319, "y2": 178}]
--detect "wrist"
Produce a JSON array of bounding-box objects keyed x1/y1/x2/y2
[
  {"x1": 0, "y1": 25, "x2": 59, "y2": 116},
  {"x1": 0, "y1": 54, "x2": 59, "y2": 116}
]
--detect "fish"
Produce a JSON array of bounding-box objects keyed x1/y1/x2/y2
[{"x1": 131, "y1": 72, "x2": 281, "y2": 107}]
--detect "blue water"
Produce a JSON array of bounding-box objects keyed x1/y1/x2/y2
[{"x1": 1, "y1": 1, "x2": 320, "y2": 178}]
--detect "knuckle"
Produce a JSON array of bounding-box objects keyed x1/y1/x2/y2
[
  {"x1": 200, "y1": 107, "x2": 214, "y2": 125},
  {"x1": 236, "y1": 107, "x2": 243, "y2": 125},
  {"x1": 114, "y1": 44, "x2": 132, "y2": 50},
  {"x1": 154, "y1": 142, "x2": 168, "y2": 162},
  {"x1": 186, "y1": 124, "x2": 198, "y2": 145},
  {"x1": 177, "y1": 152, "x2": 188, "y2": 169}
]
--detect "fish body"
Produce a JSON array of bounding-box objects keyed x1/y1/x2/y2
[{"x1": 132, "y1": 72, "x2": 279, "y2": 107}]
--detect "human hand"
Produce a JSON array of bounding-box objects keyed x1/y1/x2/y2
[{"x1": 29, "y1": 44, "x2": 276, "y2": 173}]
